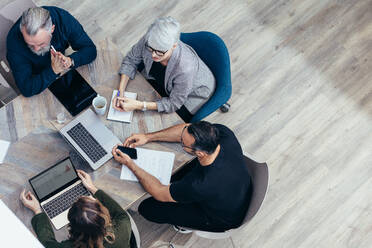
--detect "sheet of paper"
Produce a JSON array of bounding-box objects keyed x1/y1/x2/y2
[
  {"x1": 0, "y1": 139, "x2": 10, "y2": 163},
  {"x1": 107, "y1": 90, "x2": 137, "y2": 123},
  {"x1": 0, "y1": 200, "x2": 44, "y2": 247},
  {"x1": 120, "y1": 147, "x2": 175, "y2": 185}
]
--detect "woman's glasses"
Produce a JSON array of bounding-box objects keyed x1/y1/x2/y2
[{"x1": 145, "y1": 43, "x2": 167, "y2": 56}]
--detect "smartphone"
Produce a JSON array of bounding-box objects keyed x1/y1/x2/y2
[{"x1": 117, "y1": 146, "x2": 137, "y2": 159}]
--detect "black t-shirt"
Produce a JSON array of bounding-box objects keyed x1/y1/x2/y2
[
  {"x1": 149, "y1": 62, "x2": 167, "y2": 97},
  {"x1": 170, "y1": 124, "x2": 252, "y2": 228}
]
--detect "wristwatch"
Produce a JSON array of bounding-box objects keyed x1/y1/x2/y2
[{"x1": 142, "y1": 101, "x2": 147, "y2": 111}]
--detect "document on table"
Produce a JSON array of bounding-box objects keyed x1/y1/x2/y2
[
  {"x1": 0, "y1": 139, "x2": 10, "y2": 164},
  {"x1": 120, "y1": 148, "x2": 175, "y2": 185},
  {"x1": 0, "y1": 200, "x2": 44, "y2": 247},
  {"x1": 107, "y1": 90, "x2": 137, "y2": 123}
]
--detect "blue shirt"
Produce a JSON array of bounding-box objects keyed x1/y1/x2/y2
[{"x1": 6, "y1": 6, "x2": 97, "y2": 97}]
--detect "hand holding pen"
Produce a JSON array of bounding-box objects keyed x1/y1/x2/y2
[
  {"x1": 112, "y1": 90, "x2": 122, "y2": 111},
  {"x1": 50, "y1": 45, "x2": 72, "y2": 70}
]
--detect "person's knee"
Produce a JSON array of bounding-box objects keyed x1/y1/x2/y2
[
  {"x1": 138, "y1": 197, "x2": 169, "y2": 224},
  {"x1": 138, "y1": 198, "x2": 150, "y2": 217},
  {"x1": 138, "y1": 198, "x2": 158, "y2": 222}
]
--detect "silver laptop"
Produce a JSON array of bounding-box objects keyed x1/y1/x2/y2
[
  {"x1": 29, "y1": 157, "x2": 90, "y2": 230},
  {"x1": 60, "y1": 108, "x2": 121, "y2": 170}
]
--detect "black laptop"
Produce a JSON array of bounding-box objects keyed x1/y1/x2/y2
[{"x1": 48, "y1": 69, "x2": 97, "y2": 116}]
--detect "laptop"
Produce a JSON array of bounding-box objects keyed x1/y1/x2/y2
[
  {"x1": 48, "y1": 69, "x2": 97, "y2": 116},
  {"x1": 59, "y1": 108, "x2": 121, "y2": 170},
  {"x1": 29, "y1": 157, "x2": 90, "y2": 230}
]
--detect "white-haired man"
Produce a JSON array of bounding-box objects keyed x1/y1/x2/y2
[
  {"x1": 113, "y1": 17, "x2": 216, "y2": 122},
  {"x1": 6, "y1": 6, "x2": 97, "y2": 97}
]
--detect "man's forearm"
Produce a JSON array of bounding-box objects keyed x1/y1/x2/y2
[
  {"x1": 146, "y1": 123, "x2": 188, "y2": 143},
  {"x1": 128, "y1": 161, "x2": 170, "y2": 201}
]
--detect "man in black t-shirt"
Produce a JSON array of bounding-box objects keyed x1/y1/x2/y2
[{"x1": 112, "y1": 121, "x2": 252, "y2": 232}]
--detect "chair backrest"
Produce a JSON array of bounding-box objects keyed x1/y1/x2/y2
[
  {"x1": 127, "y1": 211, "x2": 141, "y2": 248},
  {"x1": 241, "y1": 156, "x2": 269, "y2": 225},
  {"x1": 0, "y1": 0, "x2": 36, "y2": 96},
  {"x1": 180, "y1": 31, "x2": 232, "y2": 122},
  {"x1": 0, "y1": 0, "x2": 36, "y2": 22},
  {"x1": 193, "y1": 155, "x2": 268, "y2": 240}
]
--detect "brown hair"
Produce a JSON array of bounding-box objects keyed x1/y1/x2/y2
[{"x1": 68, "y1": 196, "x2": 115, "y2": 248}]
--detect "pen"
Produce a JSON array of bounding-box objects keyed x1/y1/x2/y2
[
  {"x1": 51, "y1": 45, "x2": 57, "y2": 53},
  {"x1": 115, "y1": 90, "x2": 120, "y2": 109}
]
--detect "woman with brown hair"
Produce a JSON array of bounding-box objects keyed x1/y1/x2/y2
[{"x1": 20, "y1": 170, "x2": 132, "y2": 248}]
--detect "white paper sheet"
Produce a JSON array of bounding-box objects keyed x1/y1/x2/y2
[
  {"x1": 0, "y1": 200, "x2": 44, "y2": 247},
  {"x1": 120, "y1": 147, "x2": 175, "y2": 185},
  {"x1": 0, "y1": 139, "x2": 10, "y2": 163},
  {"x1": 107, "y1": 90, "x2": 137, "y2": 123}
]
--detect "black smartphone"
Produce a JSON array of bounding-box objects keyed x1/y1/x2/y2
[{"x1": 117, "y1": 146, "x2": 137, "y2": 159}]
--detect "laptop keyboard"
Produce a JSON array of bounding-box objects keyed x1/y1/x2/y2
[
  {"x1": 67, "y1": 122, "x2": 107, "y2": 163},
  {"x1": 43, "y1": 183, "x2": 90, "y2": 219}
]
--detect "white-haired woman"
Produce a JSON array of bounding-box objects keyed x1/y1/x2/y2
[{"x1": 113, "y1": 17, "x2": 215, "y2": 122}]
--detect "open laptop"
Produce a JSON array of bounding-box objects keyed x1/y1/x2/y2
[
  {"x1": 29, "y1": 157, "x2": 90, "y2": 230},
  {"x1": 48, "y1": 69, "x2": 97, "y2": 116},
  {"x1": 59, "y1": 108, "x2": 121, "y2": 170}
]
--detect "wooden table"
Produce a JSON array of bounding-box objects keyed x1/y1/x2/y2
[{"x1": 0, "y1": 39, "x2": 192, "y2": 237}]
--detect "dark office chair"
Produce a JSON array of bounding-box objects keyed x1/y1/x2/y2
[{"x1": 180, "y1": 31, "x2": 232, "y2": 122}]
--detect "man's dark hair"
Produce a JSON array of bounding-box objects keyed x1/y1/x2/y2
[{"x1": 187, "y1": 121, "x2": 220, "y2": 154}]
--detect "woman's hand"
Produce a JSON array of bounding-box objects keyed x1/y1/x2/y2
[
  {"x1": 77, "y1": 170, "x2": 98, "y2": 194},
  {"x1": 119, "y1": 97, "x2": 143, "y2": 112},
  {"x1": 123, "y1": 133, "x2": 149, "y2": 148},
  {"x1": 20, "y1": 189, "x2": 42, "y2": 214},
  {"x1": 112, "y1": 96, "x2": 124, "y2": 111}
]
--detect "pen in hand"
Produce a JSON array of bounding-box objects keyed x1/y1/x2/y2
[
  {"x1": 116, "y1": 90, "x2": 120, "y2": 108},
  {"x1": 51, "y1": 45, "x2": 68, "y2": 66},
  {"x1": 51, "y1": 45, "x2": 57, "y2": 54}
]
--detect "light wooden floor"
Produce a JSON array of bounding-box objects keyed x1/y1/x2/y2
[{"x1": 2, "y1": 0, "x2": 372, "y2": 247}]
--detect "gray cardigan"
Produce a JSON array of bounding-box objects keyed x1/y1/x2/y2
[{"x1": 119, "y1": 36, "x2": 215, "y2": 114}]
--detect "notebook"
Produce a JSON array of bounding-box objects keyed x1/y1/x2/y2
[
  {"x1": 120, "y1": 148, "x2": 175, "y2": 185},
  {"x1": 107, "y1": 90, "x2": 137, "y2": 123}
]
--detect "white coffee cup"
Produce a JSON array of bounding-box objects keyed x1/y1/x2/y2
[{"x1": 92, "y1": 95, "x2": 107, "y2": 115}]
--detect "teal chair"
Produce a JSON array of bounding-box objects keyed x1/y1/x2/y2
[{"x1": 180, "y1": 31, "x2": 232, "y2": 122}]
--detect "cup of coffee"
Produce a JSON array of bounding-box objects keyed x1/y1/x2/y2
[{"x1": 92, "y1": 95, "x2": 107, "y2": 115}]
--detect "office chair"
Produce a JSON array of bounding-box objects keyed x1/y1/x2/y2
[
  {"x1": 169, "y1": 156, "x2": 269, "y2": 248},
  {"x1": 0, "y1": 0, "x2": 37, "y2": 99},
  {"x1": 180, "y1": 31, "x2": 232, "y2": 122},
  {"x1": 127, "y1": 211, "x2": 141, "y2": 248}
]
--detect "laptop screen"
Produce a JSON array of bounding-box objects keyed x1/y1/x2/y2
[
  {"x1": 48, "y1": 69, "x2": 97, "y2": 116},
  {"x1": 29, "y1": 158, "x2": 79, "y2": 201}
]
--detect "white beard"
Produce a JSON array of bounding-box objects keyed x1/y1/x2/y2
[{"x1": 29, "y1": 43, "x2": 51, "y2": 56}]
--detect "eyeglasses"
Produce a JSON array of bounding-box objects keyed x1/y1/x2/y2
[
  {"x1": 180, "y1": 126, "x2": 194, "y2": 150},
  {"x1": 145, "y1": 43, "x2": 167, "y2": 56}
]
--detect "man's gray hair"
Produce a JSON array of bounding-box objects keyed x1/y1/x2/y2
[
  {"x1": 145, "y1": 16, "x2": 180, "y2": 52},
  {"x1": 20, "y1": 7, "x2": 52, "y2": 35}
]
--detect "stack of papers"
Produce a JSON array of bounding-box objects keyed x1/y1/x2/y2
[
  {"x1": 120, "y1": 148, "x2": 175, "y2": 185},
  {"x1": 107, "y1": 90, "x2": 137, "y2": 123}
]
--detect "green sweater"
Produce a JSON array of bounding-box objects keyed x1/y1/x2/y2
[{"x1": 31, "y1": 190, "x2": 131, "y2": 248}]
